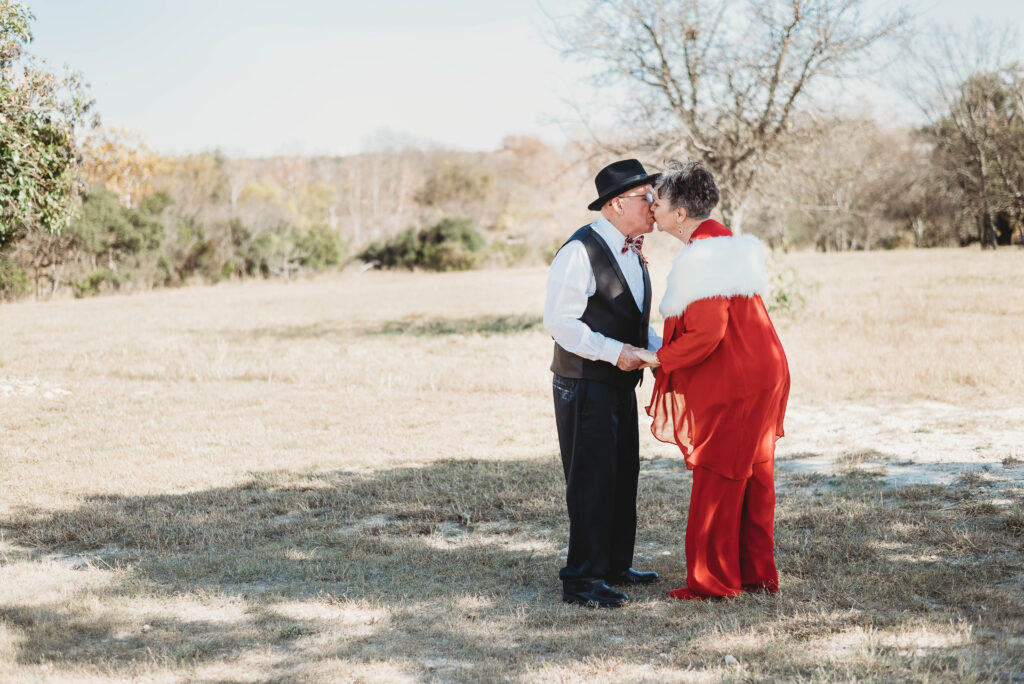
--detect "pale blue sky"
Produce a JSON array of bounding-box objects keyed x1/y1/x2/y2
[{"x1": 25, "y1": 0, "x2": 1024, "y2": 157}]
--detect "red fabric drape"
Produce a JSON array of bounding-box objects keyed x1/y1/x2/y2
[{"x1": 646, "y1": 220, "x2": 790, "y2": 481}]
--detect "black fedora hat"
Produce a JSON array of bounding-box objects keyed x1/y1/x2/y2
[{"x1": 588, "y1": 159, "x2": 660, "y2": 211}]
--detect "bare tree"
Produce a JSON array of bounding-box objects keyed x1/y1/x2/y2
[
  {"x1": 553, "y1": 0, "x2": 908, "y2": 232},
  {"x1": 758, "y1": 117, "x2": 929, "y2": 250}
]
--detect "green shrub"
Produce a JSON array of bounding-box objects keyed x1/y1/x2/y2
[
  {"x1": 155, "y1": 254, "x2": 176, "y2": 287},
  {"x1": 171, "y1": 216, "x2": 220, "y2": 282},
  {"x1": 222, "y1": 219, "x2": 270, "y2": 279},
  {"x1": 359, "y1": 228, "x2": 417, "y2": 270},
  {"x1": 296, "y1": 223, "x2": 346, "y2": 270},
  {"x1": 358, "y1": 218, "x2": 484, "y2": 271},
  {"x1": 0, "y1": 254, "x2": 31, "y2": 300},
  {"x1": 248, "y1": 230, "x2": 280, "y2": 277},
  {"x1": 421, "y1": 217, "x2": 484, "y2": 251},
  {"x1": 70, "y1": 188, "x2": 164, "y2": 259},
  {"x1": 72, "y1": 267, "x2": 130, "y2": 298}
]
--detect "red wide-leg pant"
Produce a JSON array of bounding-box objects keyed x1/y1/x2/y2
[{"x1": 670, "y1": 459, "x2": 778, "y2": 600}]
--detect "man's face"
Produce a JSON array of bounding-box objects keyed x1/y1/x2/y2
[{"x1": 611, "y1": 184, "x2": 655, "y2": 235}]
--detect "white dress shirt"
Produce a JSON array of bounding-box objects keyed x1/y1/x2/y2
[{"x1": 544, "y1": 216, "x2": 663, "y2": 366}]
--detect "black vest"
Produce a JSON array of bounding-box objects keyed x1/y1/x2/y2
[{"x1": 550, "y1": 225, "x2": 652, "y2": 390}]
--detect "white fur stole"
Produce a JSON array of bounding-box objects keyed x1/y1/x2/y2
[{"x1": 659, "y1": 234, "x2": 770, "y2": 318}]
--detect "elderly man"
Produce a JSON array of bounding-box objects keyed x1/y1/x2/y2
[{"x1": 544, "y1": 159, "x2": 663, "y2": 608}]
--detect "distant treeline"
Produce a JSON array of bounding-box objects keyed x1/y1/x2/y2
[
  {"x1": 3, "y1": 111, "x2": 1023, "y2": 302},
  {"x1": 1, "y1": 135, "x2": 587, "y2": 299}
]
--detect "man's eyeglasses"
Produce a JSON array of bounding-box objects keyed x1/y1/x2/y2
[{"x1": 620, "y1": 192, "x2": 654, "y2": 204}]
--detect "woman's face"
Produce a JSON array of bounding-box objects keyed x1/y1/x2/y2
[{"x1": 651, "y1": 191, "x2": 682, "y2": 234}]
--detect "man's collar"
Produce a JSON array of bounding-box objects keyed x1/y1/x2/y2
[{"x1": 592, "y1": 216, "x2": 627, "y2": 251}]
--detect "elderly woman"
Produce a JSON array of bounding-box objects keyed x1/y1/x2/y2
[{"x1": 645, "y1": 161, "x2": 790, "y2": 600}]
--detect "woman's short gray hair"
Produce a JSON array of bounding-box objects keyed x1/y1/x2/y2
[{"x1": 655, "y1": 160, "x2": 719, "y2": 218}]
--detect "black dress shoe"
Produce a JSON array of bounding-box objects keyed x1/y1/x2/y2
[
  {"x1": 606, "y1": 568, "x2": 660, "y2": 586},
  {"x1": 562, "y1": 579, "x2": 629, "y2": 608}
]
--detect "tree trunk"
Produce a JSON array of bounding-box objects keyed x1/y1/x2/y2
[
  {"x1": 395, "y1": 160, "x2": 407, "y2": 232},
  {"x1": 730, "y1": 203, "x2": 745, "y2": 235},
  {"x1": 349, "y1": 167, "x2": 362, "y2": 245},
  {"x1": 978, "y1": 152, "x2": 997, "y2": 249},
  {"x1": 912, "y1": 218, "x2": 926, "y2": 247},
  {"x1": 979, "y1": 210, "x2": 997, "y2": 250},
  {"x1": 371, "y1": 156, "x2": 381, "y2": 223},
  {"x1": 718, "y1": 191, "x2": 744, "y2": 233}
]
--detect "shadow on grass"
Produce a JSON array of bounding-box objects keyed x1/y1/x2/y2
[
  {"x1": 1, "y1": 457, "x2": 1022, "y2": 680},
  {"x1": 364, "y1": 313, "x2": 543, "y2": 337},
  {"x1": 196, "y1": 314, "x2": 544, "y2": 344}
]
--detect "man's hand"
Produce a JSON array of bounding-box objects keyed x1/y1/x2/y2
[{"x1": 616, "y1": 344, "x2": 646, "y2": 371}]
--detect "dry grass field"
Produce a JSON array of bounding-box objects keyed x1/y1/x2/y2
[{"x1": 1, "y1": 246, "x2": 1023, "y2": 682}]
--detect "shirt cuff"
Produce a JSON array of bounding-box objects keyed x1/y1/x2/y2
[
  {"x1": 647, "y1": 325, "x2": 663, "y2": 352},
  {"x1": 600, "y1": 338, "x2": 625, "y2": 366}
]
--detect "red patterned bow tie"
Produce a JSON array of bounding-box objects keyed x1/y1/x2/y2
[{"x1": 623, "y1": 235, "x2": 645, "y2": 258}]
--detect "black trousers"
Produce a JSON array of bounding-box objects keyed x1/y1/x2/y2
[{"x1": 552, "y1": 374, "x2": 639, "y2": 582}]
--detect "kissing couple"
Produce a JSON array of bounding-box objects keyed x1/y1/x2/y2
[{"x1": 543, "y1": 159, "x2": 790, "y2": 607}]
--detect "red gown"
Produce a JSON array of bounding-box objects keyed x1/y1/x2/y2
[{"x1": 646, "y1": 219, "x2": 790, "y2": 599}]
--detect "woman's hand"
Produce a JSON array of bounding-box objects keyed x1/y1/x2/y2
[{"x1": 636, "y1": 349, "x2": 661, "y2": 368}]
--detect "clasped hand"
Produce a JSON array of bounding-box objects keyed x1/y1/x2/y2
[{"x1": 616, "y1": 344, "x2": 661, "y2": 371}]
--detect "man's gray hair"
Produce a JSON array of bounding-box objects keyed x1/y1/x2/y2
[{"x1": 655, "y1": 160, "x2": 719, "y2": 218}]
